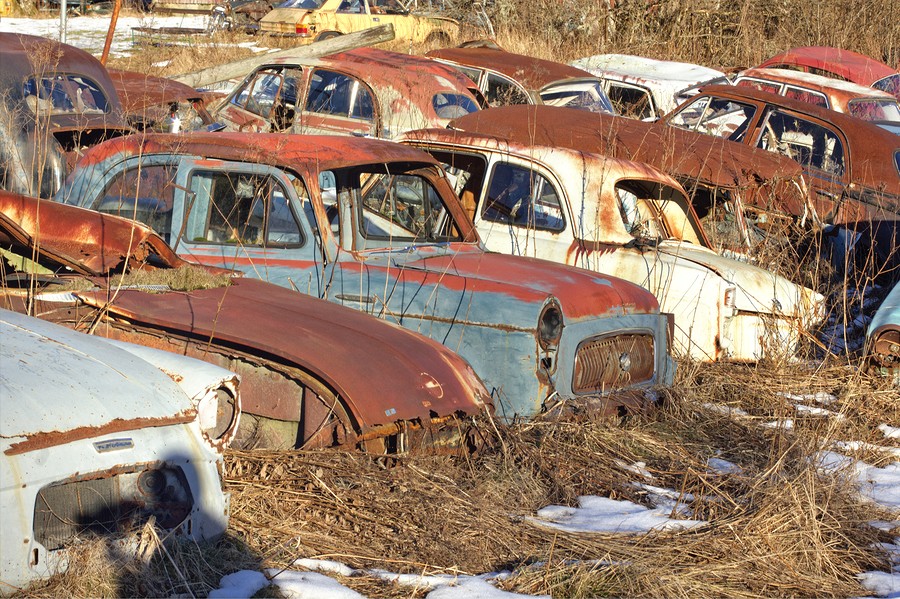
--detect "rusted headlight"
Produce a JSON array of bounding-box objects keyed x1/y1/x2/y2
[
  {"x1": 538, "y1": 301, "x2": 564, "y2": 350},
  {"x1": 197, "y1": 385, "x2": 239, "y2": 447}
]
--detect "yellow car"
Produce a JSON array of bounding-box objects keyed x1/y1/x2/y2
[{"x1": 260, "y1": 0, "x2": 458, "y2": 44}]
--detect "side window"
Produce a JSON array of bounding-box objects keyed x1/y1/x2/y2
[
  {"x1": 450, "y1": 64, "x2": 483, "y2": 85},
  {"x1": 783, "y1": 86, "x2": 828, "y2": 108},
  {"x1": 95, "y1": 164, "x2": 177, "y2": 243},
  {"x1": 482, "y1": 163, "x2": 564, "y2": 231},
  {"x1": 606, "y1": 83, "x2": 655, "y2": 120},
  {"x1": 306, "y1": 70, "x2": 374, "y2": 121},
  {"x1": 756, "y1": 111, "x2": 845, "y2": 177},
  {"x1": 615, "y1": 184, "x2": 664, "y2": 240},
  {"x1": 337, "y1": 0, "x2": 363, "y2": 12},
  {"x1": 735, "y1": 78, "x2": 782, "y2": 95},
  {"x1": 359, "y1": 171, "x2": 461, "y2": 242},
  {"x1": 484, "y1": 73, "x2": 530, "y2": 107},
  {"x1": 193, "y1": 171, "x2": 304, "y2": 247},
  {"x1": 232, "y1": 68, "x2": 285, "y2": 119}
]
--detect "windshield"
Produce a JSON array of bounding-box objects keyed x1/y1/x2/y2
[
  {"x1": 615, "y1": 180, "x2": 704, "y2": 245},
  {"x1": 668, "y1": 96, "x2": 756, "y2": 141},
  {"x1": 540, "y1": 80, "x2": 615, "y2": 114},
  {"x1": 848, "y1": 98, "x2": 900, "y2": 123},
  {"x1": 23, "y1": 74, "x2": 110, "y2": 116}
]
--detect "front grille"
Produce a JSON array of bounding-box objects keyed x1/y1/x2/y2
[
  {"x1": 573, "y1": 333, "x2": 655, "y2": 394},
  {"x1": 33, "y1": 466, "x2": 194, "y2": 550}
]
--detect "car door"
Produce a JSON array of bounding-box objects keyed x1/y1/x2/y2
[
  {"x1": 168, "y1": 160, "x2": 333, "y2": 297},
  {"x1": 297, "y1": 68, "x2": 378, "y2": 137}
]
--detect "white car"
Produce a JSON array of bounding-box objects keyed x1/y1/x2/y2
[{"x1": 0, "y1": 310, "x2": 240, "y2": 594}]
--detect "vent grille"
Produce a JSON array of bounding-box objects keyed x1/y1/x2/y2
[{"x1": 573, "y1": 333, "x2": 655, "y2": 394}]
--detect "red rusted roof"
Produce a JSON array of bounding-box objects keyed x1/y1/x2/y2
[
  {"x1": 759, "y1": 46, "x2": 897, "y2": 86},
  {"x1": 427, "y1": 46, "x2": 595, "y2": 91}
]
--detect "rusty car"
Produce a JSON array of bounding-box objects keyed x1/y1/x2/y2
[
  {"x1": 758, "y1": 46, "x2": 900, "y2": 102},
  {"x1": 867, "y1": 281, "x2": 900, "y2": 383},
  {"x1": 108, "y1": 69, "x2": 224, "y2": 133},
  {"x1": 0, "y1": 33, "x2": 133, "y2": 199},
  {"x1": 733, "y1": 67, "x2": 900, "y2": 125},
  {"x1": 212, "y1": 46, "x2": 482, "y2": 139},
  {"x1": 258, "y1": 0, "x2": 459, "y2": 44},
  {"x1": 426, "y1": 42, "x2": 615, "y2": 113},
  {"x1": 402, "y1": 115, "x2": 823, "y2": 361},
  {"x1": 665, "y1": 84, "x2": 900, "y2": 226},
  {"x1": 570, "y1": 53, "x2": 728, "y2": 121},
  {"x1": 56, "y1": 132, "x2": 676, "y2": 420},
  {"x1": 0, "y1": 191, "x2": 491, "y2": 452},
  {"x1": 0, "y1": 309, "x2": 240, "y2": 594}
]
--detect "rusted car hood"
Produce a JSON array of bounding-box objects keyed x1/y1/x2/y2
[
  {"x1": 0, "y1": 310, "x2": 196, "y2": 440},
  {"x1": 448, "y1": 105, "x2": 805, "y2": 195},
  {"x1": 384, "y1": 244, "x2": 661, "y2": 320},
  {"x1": 108, "y1": 69, "x2": 206, "y2": 112},
  {"x1": 73, "y1": 278, "x2": 489, "y2": 427}
]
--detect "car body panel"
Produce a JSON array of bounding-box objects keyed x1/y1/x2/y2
[
  {"x1": 402, "y1": 125, "x2": 823, "y2": 361},
  {"x1": 0, "y1": 191, "x2": 490, "y2": 451},
  {"x1": 427, "y1": 45, "x2": 614, "y2": 114},
  {"x1": 213, "y1": 47, "x2": 481, "y2": 139},
  {"x1": 867, "y1": 282, "x2": 900, "y2": 382},
  {"x1": 734, "y1": 67, "x2": 900, "y2": 123},
  {"x1": 259, "y1": 0, "x2": 458, "y2": 43},
  {"x1": 0, "y1": 309, "x2": 234, "y2": 593},
  {"x1": 571, "y1": 53, "x2": 727, "y2": 120},
  {"x1": 58, "y1": 132, "x2": 676, "y2": 420},
  {"x1": 666, "y1": 84, "x2": 900, "y2": 225}
]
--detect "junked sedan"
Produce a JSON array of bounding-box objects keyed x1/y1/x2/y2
[
  {"x1": 57, "y1": 132, "x2": 676, "y2": 420},
  {"x1": 426, "y1": 42, "x2": 615, "y2": 114},
  {"x1": 213, "y1": 47, "x2": 482, "y2": 139},
  {"x1": 401, "y1": 122, "x2": 824, "y2": 361},
  {"x1": 0, "y1": 309, "x2": 239, "y2": 594},
  {"x1": 0, "y1": 191, "x2": 490, "y2": 452}
]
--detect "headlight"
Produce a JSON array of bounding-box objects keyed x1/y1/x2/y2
[
  {"x1": 538, "y1": 301, "x2": 564, "y2": 350},
  {"x1": 197, "y1": 385, "x2": 239, "y2": 446}
]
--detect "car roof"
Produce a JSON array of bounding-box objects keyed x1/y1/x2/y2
[
  {"x1": 759, "y1": 46, "x2": 897, "y2": 86},
  {"x1": 572, "y1": 54, "x2": 726, "y2": 86},
  {"x1": 427, "y1": 46, "x2": 595, "y2": 90},
  {"x1": 737, "y1": 67, "x2": 897, "y2": 101}
]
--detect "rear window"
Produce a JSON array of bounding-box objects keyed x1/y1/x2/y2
[
  {"x1": 432, "y1": 93, "x2": 478, "y2": 119},
  {"x1": 539, "y1": 80, "x2": 614, "y2": 114},
  {"x1": 23, "y1": 74, "x2": 110, "y2": 116},
  {"x1": 848, "y1": 98, "x2": 900, "y2": 123},
  {"x1": 735, "y1": 78, "x2": 782, "y2": 95}
]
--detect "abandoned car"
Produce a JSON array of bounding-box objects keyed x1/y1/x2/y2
[
  {"x1": 0, "y1": 191, "x2": 491, "y2": 452},
  {"x1": 259, "y1": 0, "x2": 459, "y2": 44},
  {"x1": 0, "y1": 309, "x2": 239, "y2": 593},
  {"x1": 56, "y1": 132, "x2": 676, "y2": 420},
  {"x1": 0, "y1": 33, "x2": 133, "y2": 199},
  {"x1": 426, "y1": 43, "x2": 615, "y2": 113},
  {"x1": 570, "y1": 53, "x2": 728, "y2": 121},
  {"x1": 666, "y1": 85, "x2": 900, "y2": 226},
  {"x1": 758, "y1": 46, "x2": 900, "y2": 102},
  {"x1": 733, "y1": 67, "x2": 900, "y2": 124},
  {"x1": 212, "y1": 47, "x2": 482, "y2": 139},
  {"x1": 403, "y1": 117, "x2": 823, "y2": 361},
  {"x1": 867, "y1": 281, "x2": 900, "y2": 383}
]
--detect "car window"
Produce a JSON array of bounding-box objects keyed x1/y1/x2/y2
[
  {"x1": 848, "y1": 98, "x2": 900, "y2": 122},
  {"x1": 669, "y1": 96, "x2": 756, "y2": 139},
  {"x1": 277, "y1": 0, "x2": 322, "y2": 7},
  {"x1": 191, "y1": 171, "x2": 305, "y2": 247},
  {"x1": 783, "y1": 86, "x2": 828, "y2": 108},
  {"x1": 895, "y1": 151, "x2": 900, "y2": 178},
  {"x1": 231, "y1": 66, "x2": 301, "y2": 128},
  {"x1": 337, "y1": 0, "x2": 364, "y2": 13},
  {"x1": 23, "y1": 74, "x2": 109, "y2": 116},
  {"x1": 539, "y1": 80, "x2": 614, "y2": 114},
  {"x1": 359, "y1": 171, "x2": 462, "y2": 242},
  {"x1": 94, "y1": 163, "x2": 178, "y2": 243},
  {"x1": 482, "y1": 163, "x2": 564, "y2": 231},
  {"x1": 368, "y1": 0, "x2": 406, "y2": 13},
  {"x1": 306, "y1": 70, "x2": 374, "y2": 121},
  {"x1": 606, "y1": 82, "x2": 655, "y2": 120},
  {"x1": 431, "y1": 93, "x2": 478, "y2": 119},
  {"x1": 735, "y1": 78, "x2": 783, "y2": 95},
  {"x1": 756, "y1": 110, "x2": 845, "y2": 177},
  {"x1": 449, "y1": 63, "x2": 483, "y2": 85},
  {"x1": 874, "y1": 74, "x2": 900, "y2": 98},
  {"x1": 484, "y1": 73, "x2": 530, "y2": 107}
]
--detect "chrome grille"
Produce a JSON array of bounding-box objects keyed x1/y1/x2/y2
[{"x1": 573, "y1": 333, "x2": 655, "y2": 394}]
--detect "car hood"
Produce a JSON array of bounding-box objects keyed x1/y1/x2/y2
[
  {"x1": 75, "y1": 278, "x2": 490, "y2": 428},
  {"x1": 656, "y1": 240, "x2": 823, "y2": 317},
  {"x1": 369, "y1": 244, "x2": 661, "y2": 321},
  {"x1": 0, "y1": 310, "x2": 196, "y2": 444}
]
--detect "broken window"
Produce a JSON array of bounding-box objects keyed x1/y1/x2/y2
[
  {"x1": 483, "y1": 163, "x2": 564, "y2": 231},
  {"x1": 306, "y1": 70, "x2": 374, "y2": 121},
  {"x1": 95, "y1": 163, "x2": 178, "y2": 243},
  {"x1": 231, "y1": 67, "x2": 300, "y2": 121}
]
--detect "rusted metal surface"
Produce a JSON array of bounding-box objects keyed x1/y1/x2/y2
[
  {"x1": 667, "y1": 85, "x2": 900, "y2": 223},
  {"x1": 867, "y1": 282, "x2": 900, "y2": 376},
  {"x1": 108, "y1": 69, "x2": 217, "y2": 131},
  {"x1": 59, "y1": 131, "x2": 675, "y2": 420},
  {"x1": 213, "y1": 46, "x2": 481, "y2": 138},
  {"x1": 759, "y1": 46, "x2": 897, "y2": 88},
  {"x1": 1, "y1": 190, "x2": 492, "y2": 450}
]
